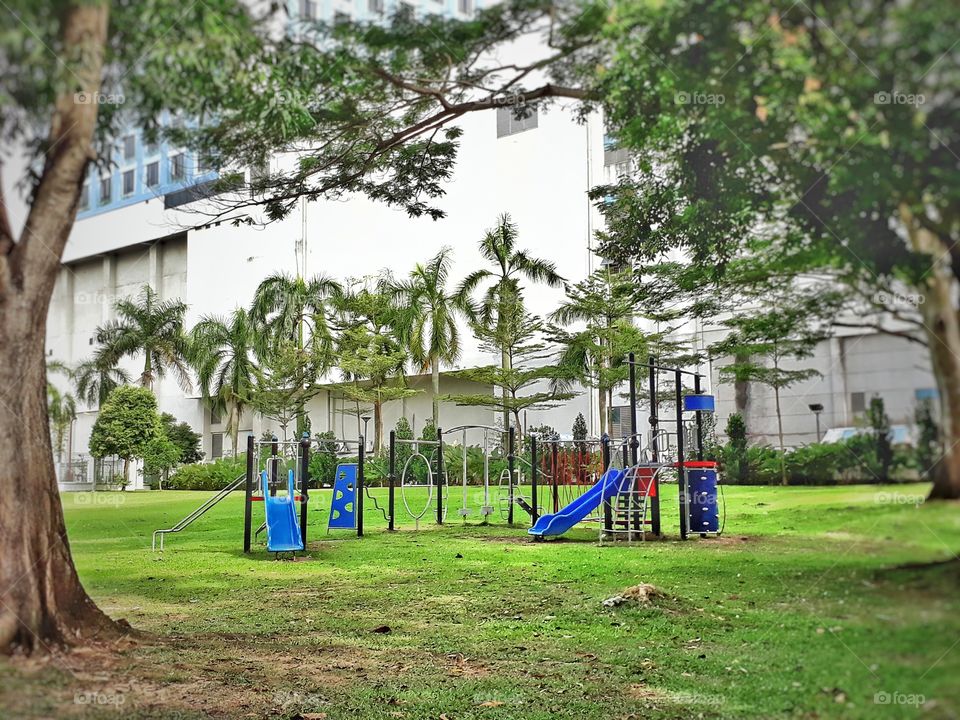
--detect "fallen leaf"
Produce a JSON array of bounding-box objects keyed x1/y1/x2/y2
[{"x1": 477, "y1": 701, "x2": 504, "y2": 707}]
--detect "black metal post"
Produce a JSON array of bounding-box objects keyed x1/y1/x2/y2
[
  {"x1": 676, "y1": 369, "x2": 688, "y2": 540},
  {"x1": 649, "y1": 356, "x2": 661, "y2": 537},
  {"x1": 243, "y1": 434, "x2": 254, "y2": 553},
  {"x1": 436, "y1": 427, "x2": 444, "y2": 525},
  {"x1": 299, "y1": 433, "x2": 310, "y2": 549},
  {"x1": 270, "y1": 436, "x2": 278, "y2": 497},
  {"x1": 388, "y1": 430, "x2": 396, "y2": 531},
  {"x1": 357, "y1": 435, "x2": 365, "y2": 538},
  {"x1": 507, "y1": 426, "x2": 515, "y2": 525},
  {"x1": 694, "y1": 373, "x2": 705, "y2": 461},
  {"x1": 530, "y1": 436, "x2": 539, "y2": 523},
  {"x1": 628, "y1": 352, "x2": 639, "y2": 465},
  {"x1": 601, "y1": 435, "x2": 612, "y2": 534},
  {"x1": 551, "y1": 440, "x2": 559, "y2": 513}
]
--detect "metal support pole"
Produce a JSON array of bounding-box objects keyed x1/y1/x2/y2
[
  {"x1": 436, "y1": 427, "x2": 444, "y2": 525},
  {"x1": 649, "y1": 356, "x2": 661, "y2": 537},
  {"x1": 507, "y1": 426, "x2": 515, "y2": 525},
  {"x1": 551, "y1": 440, "x2": 559, "y2": 513},
  {"x1": 357, "y1": 435, "x2": 365, "y2": 538},
  {"x1": 388, "y1": 430, "x2": 396, "y2": 531},
  {"x1": 676, "y1": 369, "x2": 688, "y2": 540},
  {"x1": 694, "y1": 373, "x2": 704, "y2": 461},
  {"x1": 601, "y1": 435, "x2": 612, "y2": 534},
  {"x1": 628, "y1": 352, "x2": 639, "y2": 465},
  {"x1": 530, "y1": 436, "x2": 539, "y2": 523},
  {"x1": 270, "y1": 436, "x2": 278, "y2": 497},
  {"x1": 243, "y1": 434, "x2": 254, "y2": 553},
  {"x1": 299, "y1": 433, "x2": 310, "y2": 549}
]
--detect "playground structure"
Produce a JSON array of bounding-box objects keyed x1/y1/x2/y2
[{"x1": 152, "y1": 354, "x2": 721, "y2": 553}]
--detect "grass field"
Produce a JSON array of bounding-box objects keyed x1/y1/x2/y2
[{"x1": 2, "y1": 483, "x2": 959, "y2": 719}]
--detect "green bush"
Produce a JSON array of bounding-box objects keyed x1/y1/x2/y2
[{"x1": 166, "y1": 455, "x2": 247, "y2": 490}]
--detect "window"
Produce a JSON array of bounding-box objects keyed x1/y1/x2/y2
[
  {"x1": 368, "y1": 0, "x2": 384, "y2": 14},
  {"x1": 121, "y1": 169, "x2": 134, "y2": 196},
  {"x1": 144, "y1": 139, "x2": 159, "y2": 156},
  {"x1": 211, "y1": 433, "x2": 223, "y2": 460},
  {"x1": 610, "y1": 406, "x2": 631, "y2": 439},
  {"x1": 915, "y1": 388, "x2": 939, "y2": 401},
  {"x1": 333, "y1": 10, "x2": 351, "y2": 24},
  {"x1": 850, "y1": 391, "x2": 866, "y2": 415},
  {"x1": 249, "y1": 160, "x2": 269, "y2": 195},
  {"x1": 496, "y1": 104, "x2": 538, "y2": 138},
  {"x1": 604, "y1": 136, "x2": 630, "y2": 166},
  {"x1": 211, "y1": 408, "x2": 222, "y2": 425},
  {"x1": 169, "y1": 153, "x2": 185, "y2": 181},
  {"x1": 457, "y1": 0, "x2": 473, "y2": 12},
  {"x1": 299, "y1": 0, "x2": 317, "y2": 19},
  {"x1": 146, "y1": 161, "x2": 159, "y2": 188},
  {"x1": 79, "y1": 182, "x2": 89, "y2": 210},
  {"x1": 122, "y1": 134, "x2": 136, "y2": 160},
  {"x1": 99, "y1": 176, "x2": 111, "y2": 205}
]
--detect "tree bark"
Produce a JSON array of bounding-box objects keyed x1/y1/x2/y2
[
  {"x1": 374, "y1": 399, "x2": 383, "y2": 454},
  {"x1": 431, "y1": 357, "x2": 440, "y2": 427},
  {"x1": 773, "y1": 382, "x2": 787, "y2": 486},
  {"x1": 598, "y1": 383, "x2": 607, "y2": 437},
  {"x1": 0, "y1": 1, "x2": 119, "y2": 653},
  {"x1": 900, "y1": 205, "x2": 960, "y2": 499}
]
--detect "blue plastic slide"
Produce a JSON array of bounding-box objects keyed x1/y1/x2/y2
[
  {"x1": 528, "y1": 468, "x2": 626, "y2": 538},
  {"x1": 261, "y1": 470, "x2": 304, "y2": 552}
]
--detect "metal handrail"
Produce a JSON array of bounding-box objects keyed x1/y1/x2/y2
[{"x1": 152, "y1": 473, "x2": 246, "y2": 551}]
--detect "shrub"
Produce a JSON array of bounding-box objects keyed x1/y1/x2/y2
[
  {"x1": 308, "y1": 431, "x2": 339, "y2": 487},
  {"x1": 166, "y1": 455, "x2": 247, "y2": 490}
]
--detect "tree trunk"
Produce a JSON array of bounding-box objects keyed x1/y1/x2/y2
[
  {"x1": 0, "y1": 0, "x2": 117, "y2": 655},
  {"x1": 598, "y1": 384, "x2": 607, "y2": 438},
  {"x1": 431, "y1": 357, "x2": 440, "y2": 427},
  {"x1": 773, "y1": 383, "x2": 787, "y2": 486},
  {"x1": 899, "y1": 204, "x2": 960, "y2": 499},
  {"x1": 374, "y1": 400, "x2": 383, "y2": 454}
]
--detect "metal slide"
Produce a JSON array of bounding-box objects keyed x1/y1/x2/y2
[
  {"x1": 262, "y1": 469, "x2": 304, "y2": 552},
  {"x1": 152, "y1": 474, "x2": 245, "y2": 551},
  {"x1": 527, "y1": 468, "x2": 626, "y2": 538}
]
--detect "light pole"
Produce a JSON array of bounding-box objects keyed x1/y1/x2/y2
[
  {"x1": 808, "y1": 403, "x2": 824, "y2": 442},
  {"x1": 361, "y1": 415, "x2": 371, "y2": 451}
]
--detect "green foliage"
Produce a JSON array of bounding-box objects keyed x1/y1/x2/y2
[
  {"x1": 46, "y1": 384, "x2": 76, "y2": 462},
  {"x1": 308, "y1": 431, "x2": 339, "y2": 487},
  {"x1": 160, "y1": 413, "x2": 204, "y2": 464},
  {"x1": 724, "y1": 414, "x2": 749, "y2": 484},
  {"x1": 166, "y1": 455, "x2": 247, "y2": 491},
  {"x1": 88, "y1": 386, "x2": 162, "y2": 462},
  {"x1": 914, "y1": 400, "x2": 941, "y2": 478},
  {"x1": 392, "y1": 417, "x2": 414, "y2": 483},
  {"x1": 249, "y1": 340, "x2": 322, "y2": 441},
  {"x1": 572, "y1": 413, "x2": 587, "y2": 445},
  {"x1": 866, "y1": 396, "x2": 895, "y2": 480},
  {"x1": 142, "y1": 434, "x2": 181, "y2": 489}
]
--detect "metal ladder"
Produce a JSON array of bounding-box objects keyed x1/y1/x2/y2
[
  {"x1": 604, "y1": 465, "x2": 658, "y2": 542},
  {"x1": 152, "y1": 474, "x2": 245, "y2": 551}
]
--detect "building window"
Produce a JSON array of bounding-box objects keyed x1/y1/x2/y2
[
  {"x1": 604, "y1": 136, "x2": 630, "y2": 166},
  {"x1": 122, "y1": 169, "x2": 135, "y2": 196},
  {"x1": 368, "y1": 0, "x2": 384, "y2": 14},
  {"x1": 144, "y1": 139, "x2": 159, "y2": 156},
  {"x1": 457, "y1": 0, "x2": 473, "y2": 13},
  {"x1": 211, "y1": 433, "x2": 223, "y2": 460},
  {"x1": 496, "y1": 104, "x2": 538, "y2": 138},
  {"x1": 334, "y1": 10, "x2": 351, "y2": 25},
  {"x1": 169, "y1": 153, "x2": 185, "y2": 181},
  {"x1": 211, "y1": 408, "x2": 222, "y2": 425},
  {"x1": 299, "y1": 0, "x2": 317, "y2": 19},
  {"x1": 99, "y1": 176, "x2": 111, "y2": 205},
  {"x1": 122, "y1": 134, "x2": 136, "y2": 161},
  {"x1": 915, "y1": 388, "x2": 939, "y2": 401},
  {"x1": 850, "y1": 391, "x2": 866, "y2": 415},
  {"x1": 146, "y1": 161, "x2": 159, "y2": 188},
  {"x1": 249, "y1": 160, "x2": 269, "y2": 195},
  {"x1": 79, "y1": 182, "x2": 89, "y2": 210}
]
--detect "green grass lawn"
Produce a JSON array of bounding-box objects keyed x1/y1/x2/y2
[{"x1": 2, "y1": 483, "x2": 959, "y2": 719}]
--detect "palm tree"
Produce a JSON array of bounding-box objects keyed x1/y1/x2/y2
[
  {"x1": 73, "y1": 351, "x2": 131, "y2": 408},
  {"x1": 251, "y1": 272, "x2": 343, "y2": 436},
  {"x1": 190, "y1": 308, "x2": 259, "y2": 456},
  {"x1": 457, "y1": 213, "x2": 564, "y2": 432},
  {"x1": 393, "y1": 248, "x2": 468, "y2": 426},
  {"x1": 96, "y1": 285, "x2": 191, "y2": 391},
  {"x1": 46, "y1": 384, "x2": 76, "y2": 464}
]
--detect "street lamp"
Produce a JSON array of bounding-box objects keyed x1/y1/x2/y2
[
  {"x1": 361, "y1": 415, "x2": 371, "y2": 450},
  {"x1": 808, "y1": 403, "x2": 824, "y2": 442}
]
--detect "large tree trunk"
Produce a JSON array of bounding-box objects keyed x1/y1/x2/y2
[
  {"x1": 431, "y1": 357, "x2": 440, "y2": 427},
  {"x1": 0, "y1": 1, "x2": 120, "y2": 653},
  {"x1": 900, "y1": 205, "x2": 960, "y2": 499},
  {"x1": 373, "y1": 399, "x2": 383, "y2": 454}
]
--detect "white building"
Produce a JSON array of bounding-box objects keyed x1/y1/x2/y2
[{"x1": 4, "y1": 1, "x2": 937, "y2": 472}]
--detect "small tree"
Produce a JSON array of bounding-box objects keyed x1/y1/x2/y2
[
  {"x1": 250, "y1": 341, "x2": 322, "y2": 442},
  {"x1": 160, "y1": 413, "x2": 204, "y2": 464},
  {"x1": 393, "y1": 417, "x2": 415, "y2": 481},
  {"x1": 142, "y1": 434, "x2": 181, "y2": 489},
  {"x1": 867, "y1": 396, "x2": 894, "y2": 481},
  {"x1": 572, "y1": 413, "x2": 587, "y2": 453},
  {"x1": 88, "y1": 386, "x2": 162, "y2": 487},
  {"x1": 915, "y1": 399, "x2": 941, "y2": 478},
  {"x1": 47, "y1": 386, "x2": 77, "y2": 464},
  {"x1": 725, "y1": 413, "x2": 749, "y2": 484},
  {"x1": 308, "y1": 431, "x2": 339, "y2": 487}
]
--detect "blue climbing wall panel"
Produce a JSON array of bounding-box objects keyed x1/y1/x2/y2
[{"x1": 328, "y1": 464, "x2": 358, "y2": 530}]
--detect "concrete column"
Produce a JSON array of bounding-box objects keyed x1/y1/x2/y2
[
  {"x1": 148, "y1": 242, "x2": 161, "y2": 295},
  {"x1": 101, "y1": 255, "x2": 116, "y2": 324}
]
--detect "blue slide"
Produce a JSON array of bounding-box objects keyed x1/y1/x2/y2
[
  {"x1": 528, "y1": 468, "x2": 626, "y2": 538},
  {"x1": 261, "y1": 470, "x2": 304, "y2": 552}
]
